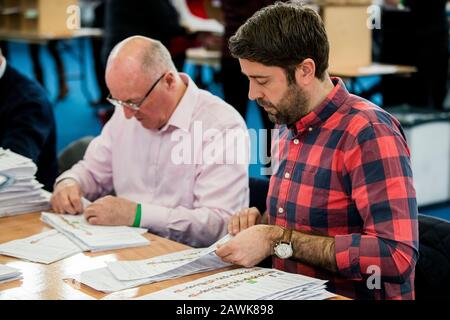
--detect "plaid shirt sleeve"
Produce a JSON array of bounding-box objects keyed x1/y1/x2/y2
[{"x1": 335, "y1": 121, "x2": 419, "y2": 284}]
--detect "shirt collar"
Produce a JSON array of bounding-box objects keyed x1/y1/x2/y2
[
  {"x1": 159, "y1": 73, "x2": 197, "y2": 133},
  {"x1": 0, "y1": 56, "x2": 6, "y2": 80},
  {"x1": 291, "y1": 77, "x2": 349, "y2": 135}
]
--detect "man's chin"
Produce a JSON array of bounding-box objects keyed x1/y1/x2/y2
[{"x1": 268, "y1": 114, "x2": 281, "y2": 124}]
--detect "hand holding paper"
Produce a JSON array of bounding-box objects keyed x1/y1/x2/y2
[{"x1": 51, "y1": 178, "x2": 84, "y2": 214}]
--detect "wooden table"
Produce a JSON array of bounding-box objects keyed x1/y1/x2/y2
[
  {"x1": 0, "y1": 212, "x2": 348, "y2": 300},
  {"x1": 0, "y1": 28, "x2": 103, "y2": 45},
  {"x1": 329, "y1": 63, "x2": 417, "y2": 100}
]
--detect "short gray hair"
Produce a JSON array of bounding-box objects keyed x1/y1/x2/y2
[
  {"x1": 107, "y1": 36, "x2": 176, "y2": 79},
  {"x1": 141, "y1": 40, "x2": 177, "y2": 76}
]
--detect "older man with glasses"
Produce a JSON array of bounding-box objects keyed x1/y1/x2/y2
[{"x1": 51, "y1": 36, "x2": 249, "y2": 247}]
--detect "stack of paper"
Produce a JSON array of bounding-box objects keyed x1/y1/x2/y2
[
  {"x1": 71, "y1": 235, "x2": 233, "y2": 293},
  {"x1": 41, "y1": 212, "x2": 150, "y2": 252},
  {"x1": 0, "y1": 148, "x2": 51, "y2": 217},
  {"x1": 0, "y1": 264, "x2": 22, "y2": 284},
  {"x1": 0, "y1": 230, "x2": 83, "y2": 264},
  {"x1": 137, "y1": 267, "x2": 337, "y2": 300}
]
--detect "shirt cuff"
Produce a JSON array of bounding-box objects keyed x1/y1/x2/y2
[
  {"x1": 54, "y1": 172, "x2": 82, "y2": 189},
  {"x1": 140, "y1": 203, "x2": 170, "y2": 237},
  {"x1": 335, "y1": 233, "x2": 363, "y2": 280}
]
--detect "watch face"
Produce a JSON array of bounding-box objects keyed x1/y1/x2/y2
[{"x1": 274, "y1": 243, "x2": 293, "y2": 259}]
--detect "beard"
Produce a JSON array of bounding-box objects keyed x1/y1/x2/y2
[{"x1": 257, "y1": 84, "x2": 310, "y2": 126}]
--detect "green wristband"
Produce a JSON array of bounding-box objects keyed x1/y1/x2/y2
[{"x1": 133, "y1": 203, "x2": 142, "y2": 227}]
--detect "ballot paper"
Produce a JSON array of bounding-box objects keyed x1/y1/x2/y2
[
  {"x1": 41, "y1": 212, "x2": 150, "y2": 252},
  {"x1": 107, "y1": 234, "x2": 234, "y2": 281},
  {"x1": 0, "y1": 230, "x2": 82, "y2": 264},
  {"x1": 0, "y1": 173, "x2": 14, "y2": 191},
  {"x1": 0, "y1": 148, "x2": 51, "y2": 217},
  {"x1": 71, "y1": 235, "x2": 234, "y2": 293},
  {"x1": 0, "y1": 265, "x2": 22, "y2": 284},
  {"x1": 137, "y1": 267, "x2": 337, "y2": 300},
  {"x1": 0, "y1": 148, "x2": 37, "y2": 177},
  {"x1": 0, "y1": 194, "x2": 51, "y2": 217}
]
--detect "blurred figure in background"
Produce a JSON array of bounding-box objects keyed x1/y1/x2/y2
[
  {"x1": 102, "y1": 0, "x2": 187, "y2": 72},
  {"x1": 380, "y1": 0, "x2": 449, "y2": 110},
  {"x1": 29, "y1": 41, "x2": 69, "y2": 101},
  {"x1": 0, "y1": 49, "x2": 58, "y2": 190},
  {"x1": 220, "y1": 0, "x2": 278, "y2": 172},
  {"x1": 220, "y1": 0, "x2": 276, "y2": 122},
  {"x1": 80, "y1": 0, "x2": 109, "y2": 106}
]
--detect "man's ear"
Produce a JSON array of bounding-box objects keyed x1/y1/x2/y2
[
  {"x1": 295, "y1": 58, "x2": 316, "y2": 86},
  {"x1": 164, "y1": 72, "x2": 176, "y2": 89}
]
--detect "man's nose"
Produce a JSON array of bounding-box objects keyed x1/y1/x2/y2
[
  {"x1": 123, "y1": 107, "x2": 137, "y2": 119},
  {"x1": 248, "y1": 81, "x2": 263, "y2": 101}
]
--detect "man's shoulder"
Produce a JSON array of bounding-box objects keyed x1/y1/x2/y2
[
  {"x1": 338, "y1": 95, "x2": 401, "y2": 138},
  {"x1": 1, "y1": 65, "x2": 51, "y2": 109},
  {"x1": 194, "y1": 89, "x2": 247, "y2": 129}
]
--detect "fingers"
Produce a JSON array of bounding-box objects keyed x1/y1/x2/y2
[
  {"x1": 86, "y1": 215, "x2": 99, "y2": 225},
  {"x1": 228, "y1": 207, "x2": 262, "y2": 235},
  {"x1": 239, "y1": 209, "x2": 249, "y2": 231},
  {"x1": 69, "y1": 191, "x2": 83, "y2": 214},
  {"x1": 84, "y1": 205, "x2": 96, "y2": 222},
  {"x1": 51, "y1": 192, "x2": 76, "y2": 214},
  {"x1": 215, "y1": 242, "x2": 233, "y2": 262},
  {"x1": 231, "y1": 214, "x2": 241, "y2": 235},
  {"x1": 50, "y1": 179, "x2": 82, "y2": 215},
  {"x1": 248, "y1": 207, "x2": 262, "y2": 225}
]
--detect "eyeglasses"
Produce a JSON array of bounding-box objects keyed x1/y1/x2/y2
[{"x1": 107, "y1": 73, "x2": 166, "y2": 111}]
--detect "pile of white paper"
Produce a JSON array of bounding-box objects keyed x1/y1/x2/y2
[
  {"x1": 137, "y1": 267, "x2": 337, "y2": 300},
  {"x1": 0, "y1": 230, "x2": 82, "y2": 264},
  {"x1": 0, "y1": 148, "x2": 51, "y2": 217},
  {"x1": 0, "y1": 264, "x2": 22, "y2": 284},
  {"x1": 41, "y1": 212, "x2": 150, "y2": 252},
  {"x1": 72, "y1": 235, "x2": 233, "y2": 293}
]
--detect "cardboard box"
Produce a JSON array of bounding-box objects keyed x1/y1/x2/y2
[
  {"x1": 321, "y1": 5, "x2": 372, "y2": 70},
  {"x1": 0, "y1": 0, "x2": 77, "y2": 36}
]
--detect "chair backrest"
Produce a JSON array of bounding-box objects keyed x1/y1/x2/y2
[
  {"x1": 415, "y1": 214, "x2": 450, "y2": 299},
  {"x1": 249, "y1": 177, "x2": 270, "y2": 214},
  {"x1": 57, "y1": 136, "x2": 94, "y2": 174}
]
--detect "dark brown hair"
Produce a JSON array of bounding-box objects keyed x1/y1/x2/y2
[{"x1": 229, "y1": 1, "x2": 329, "y2": 82}]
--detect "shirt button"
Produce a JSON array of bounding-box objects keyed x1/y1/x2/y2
[
  {"x1": 308, "y1": 127, "x2": 313, "y2": 132},
  {"x1": 278, "y1": 207, "x2": 284, "y2": 214},
  {"x1": 293, "y1": 139, "x2": 299, "y2": 145},
  {"x1": 284, "y1": 172, "x2": 290, "y2": 179}
]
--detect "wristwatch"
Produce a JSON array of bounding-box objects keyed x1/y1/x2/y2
[{"x1": 273, "y1": 227, "x2": 293, "y2": 259}]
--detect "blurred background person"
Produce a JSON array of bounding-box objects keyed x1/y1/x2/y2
[{"x1": 0, "y1": 49, "x2": 58, "y2": 190}]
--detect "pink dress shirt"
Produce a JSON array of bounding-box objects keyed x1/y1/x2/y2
[{"x1": 57, "y1": 74, "x2": 249, "y2": 247}]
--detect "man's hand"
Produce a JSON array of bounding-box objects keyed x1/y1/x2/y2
[
  {"x1": 84, "y1": 195, "x2": 137, "y2": 226},
  {"x1": 51, "y1": 178, "x2": 83, "y2": 214},
  {"x1": 216, "y1": 225, "x2": 282, "y2": 267},
  {"x1": 228, "y1": 207, "x2": 262, "y2": 235}
]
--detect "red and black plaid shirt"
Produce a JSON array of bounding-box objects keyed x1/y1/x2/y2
[{"x1": 267, "y1": 78, "x2": 419, "y2": 300}]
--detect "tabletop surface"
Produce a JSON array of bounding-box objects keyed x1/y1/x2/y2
[{"x1": 0, "y1": 212, "x2": 348, "y2": 300}]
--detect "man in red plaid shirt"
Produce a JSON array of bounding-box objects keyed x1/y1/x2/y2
[{"x1": 216, "y1": 2, "x2": 419, "y2": 299}]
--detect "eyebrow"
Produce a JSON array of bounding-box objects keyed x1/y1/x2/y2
[{"x1": 244, "y1": 74, "x2": 270, "y2": 79}]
